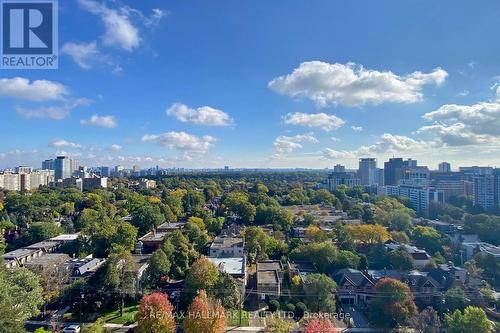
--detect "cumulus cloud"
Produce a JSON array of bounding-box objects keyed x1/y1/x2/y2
[
  {"x1": 80, "y1": 114, "x2": 118, "y2": 128},
  {"x1": 351, "y1": 126, "x2": 363, "y2": 132},
  {"x1": 142, "y1": 131, "x2": 216, "y2": 153},
  {"x1": 166, "y1": 103, "x2": 232, "y2": 126},
  {"x1": 0, "y1": 77, "x2": 68, "y2": 101},
  {"x1": 49, "y1": 139, "x2": 82, "y2": 149},
  {"x1": 323, "y1": 148, "x2": 356, "y2": 159},
  {"x1": 322, "y1": 133, "x2": 430, "y2": 160},
  {"x1": 420, "y1": 102, "x2": 500, "y2": 146},
  {"x1": 274, "y1": 133, "x2": 319, "y2": 153},
  {"x1": 78, "y1": 0, "x2": 166, "y2": 52},
  {"x1": 110, "y1": 144, "x2": 122, "y2": 151},
  {"x1": 61, "y1": 41, "x2": 100, "y2": 69},
  {"x1": 356, "y1": 133, "x2": 430, "y2": 155},
  {"x1": 283, "y1": 112, "x2": 345, "y2": 131},
  {"x1": 16, "y1": 98, "x2": 92, "y2": 120},
  {"x1": 78, "y1": 0, "x2": 140, "y2": 51},
  {"x1": 268, "y1": 61, "x2": 447, "y2": 107}
]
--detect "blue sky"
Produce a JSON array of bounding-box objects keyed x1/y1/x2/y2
[{"x1": 2, "y1": 0, "x2": 500, "y2": 169}]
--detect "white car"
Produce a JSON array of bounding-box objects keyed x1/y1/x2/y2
[{"x1": 62, "y1": 325, "x2": 81, "y2": 333}]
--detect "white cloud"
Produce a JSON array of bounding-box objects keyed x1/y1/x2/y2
[
  {"x1": 0, "y1": 77, "x2": 68, "y2": 101},
  {"x1": 80, "y1": 114, "x2": 117, "y2": 128},
  {"x1": 351, "y1": 126, "x2": 363, "y2": 132},
  {"x1": 323, "y1": 148, "x2": 356, "y2": 159},
  {"x1": 283, "y1": 112, "x2": 345, "y2": 131},
  {"x1": 110, "y1": 144, "x2": 122, "y2": 151},
  {"x1": 274, "y1": 133, "x2": 319, "y2": 153},
  {"x1": 331, "y1": 137, "x2": 340, "y2": 142},
  {"x1": 268, "y1": 61, "x2": 447, "y2": 107},
  {"x1": 78, "y1": 0, "x2": 140, "y2": 51},
  {"x1": 49, "y1": 139, "x2": 82, "y2": 149},
  {"x1": 16, "y1": 98, "x2": 92, "y2": 120},
  {"x1": 322, "y1": 133, "x2": 430, "y2": 161},
  {"x1": 61, "y1": 41, "x2": 100, "y2": 69},
  {"x1": 166, "y1": 103, "x2": 232, "y2": 126},
  {"x1": 419, "y1": 102, "x2": 500, "y2": 146},
  {"x1": 142, "y1": 131, "x2": 216, "y2": 153},
  {"x1": 356, "y1": 133, "x2": 430, "y2": 155}
]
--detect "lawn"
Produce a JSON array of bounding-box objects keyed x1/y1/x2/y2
[
  {"x1": 103, "y1": 303, "x2": 139, "y2": 325},
  {"x1": 227, "y1": 309, "x2": 250, "y2": 327}
]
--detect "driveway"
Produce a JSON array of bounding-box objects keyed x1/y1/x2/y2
[{"x1": 341, "y1": 305, "x2": 370, "y2": 328}]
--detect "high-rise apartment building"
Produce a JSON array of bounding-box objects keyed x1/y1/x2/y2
[
  {"x1": 438, "y1": 162, "x2": 451, "y2": 173},
  {"x1": 333, "y1": 164, "x2": 346, "y2": 173},
  {"x1": 473, "y1": 174, "x2": 495, "y2": 210},
  {"x1": 384, "y1": 158, "x2": 405, "y2": 186},
  {"x1": 42, "y1": 159, "x2": 54, "y2": 170},
  {"x1": 54, "y1": 156, "x2": 72, "y2": 180},
  {"x1": 359, "y1": 158, "x2": 377, "y2": 186}
]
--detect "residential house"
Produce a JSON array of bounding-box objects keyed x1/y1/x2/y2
[
  {"x1": 384, "y1": 240, "x2": 432, "y2": 269},
  {"x1": 3, "y1": 248, "x2": 44, "y2": 268},
  {"x1": 462, "y1": 242, "x2": 500, "y2": 261},
  {"x1": 131, "y1": 254, "x2": 151, "y2": 290},
  {"x1": 137, "y1": 231, "x2": 168, "y2": 254},
  {"x1": 69, "y1": 257, "x2": 107, "y2": 283},
  {"x1": 287, "y1": 260, "x2": 318, "y2": 283},
  {"x1": 256, "y1": 260, "x2": 283, "y2": 299},
  {"x1": 209, "y1": 236, "x2": 244, "y2": 258},
  {"x1": 156, "y1": 221, "x2": 186, "y2": 233},
  {"x1": 208, "y1": 256, "x2": 247, "y2": 298},
  {"x1": 332, "y1": 269, "x2": 375, "y2": 307}
]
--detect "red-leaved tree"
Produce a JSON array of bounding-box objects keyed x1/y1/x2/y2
[
  {"x1": 136, "y1": 292, "x2": 176, "y2": 333},
  {"x1": 183, "y1": 290, "x2": 226, "y2": 333},
  {"x1": 303, "y1": 318, "x2": 338, "y2": 333}
]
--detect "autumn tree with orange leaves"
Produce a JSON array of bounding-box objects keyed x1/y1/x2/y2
[
  {"x1": 302, "y1": 318, "x2": 338, "y2": 333},
  {"x1": 368, "y1": 278, "x2": 417, "y2": 328},
  {"x1": 136, "y1": 292, "x2": 176, "y2": 333},
  {"x1": 184, "y1": 290, "x2": 226, "y2": 333}
]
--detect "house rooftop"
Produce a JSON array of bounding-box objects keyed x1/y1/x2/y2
[
  {"x1": 257, "y1": 260, "x2": 282, "y2": 272},
  {"x1": 25, "y1": 240, "x2": 61, "y2": 250},
  {"x1": 24, "y1": 253, "x2": 70, "y2": 267},
  {"x1": 138, "y1": 231, "x2": 168, "y2": 242},
  {"x1": 157, "y1": 221, "x2": 187, "y2": 231},
  {"x1": 3, "y1": 248, "x2": 41, "y2": 259},
  {"x1": 210, "y1": 236, "x2": 244, "y2": 249},
  {"x1": 49, "y1": 234, "x2": 79, "y2": 242},
  {"x1": 257, "y1": 270, "x2": 280, "y2": 284},
  {"x1": 208, "y1": 257, "x2": 245, "y2": 275}
]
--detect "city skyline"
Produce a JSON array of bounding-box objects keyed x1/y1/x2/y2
[{"x1": 2, "y1": 1, "x2": 500, "y2": 169}]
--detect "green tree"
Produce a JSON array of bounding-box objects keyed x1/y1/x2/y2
[
  {"x1": 303, "y1": 274, "x2": 337, "y2": 313},
  {"x1": 183, "y1": 190, "x2": 206, "y2": 215},
  {"x1": 131, "y1": 204, "x2": 164, "y2": 235},
  {"x1": 184, "y1": 257, "x2": 219, "y2": 299},
  {"x1": 412, "y1": 226, "x2": 446, "y2": 254},
  {"x1": 25, "y1": 221, "x2": 62, "y2": 244},
  {"x1": 206, "y1": 217, "x2": 225, "y2": 235},
  {"x1": 145, "y1": 249, "x2": 171, "y2": 288},
  {"x1": 445, "y1": 306, "x2": 493, "y2": 333},
  {"x1": 0, "y1": 266, "x2": 44, "y2": 333},
  {"x1": 213, "y1": 272, "x2": 240, "y2": 309},
  {"x1": 224, "y1": 191, "x2": 256, "y2": 223},
  {"x1": 388, "y1": 247, "x2": 416, "y2": 271},
  {"x1": 368, "y1": 242, "x2": 390, "y2": 269},
  {"x1": 444, "y1": 288, "x2": 469, "y2": 312},
  {"x1": 162, "y1": 231, "x2": 192, "y2": 278},
  {"x1": 290, "y1": 243, "x2": 337, "y2": 273}
]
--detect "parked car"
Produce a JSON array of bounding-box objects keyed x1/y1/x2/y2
[{"x1": 62, "y1": 325, "x2": 81, "y2": 333}]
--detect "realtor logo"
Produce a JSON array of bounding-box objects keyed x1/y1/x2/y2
[{"x1": 1, "y1": 0, "x2": 58, "y2": 69}]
